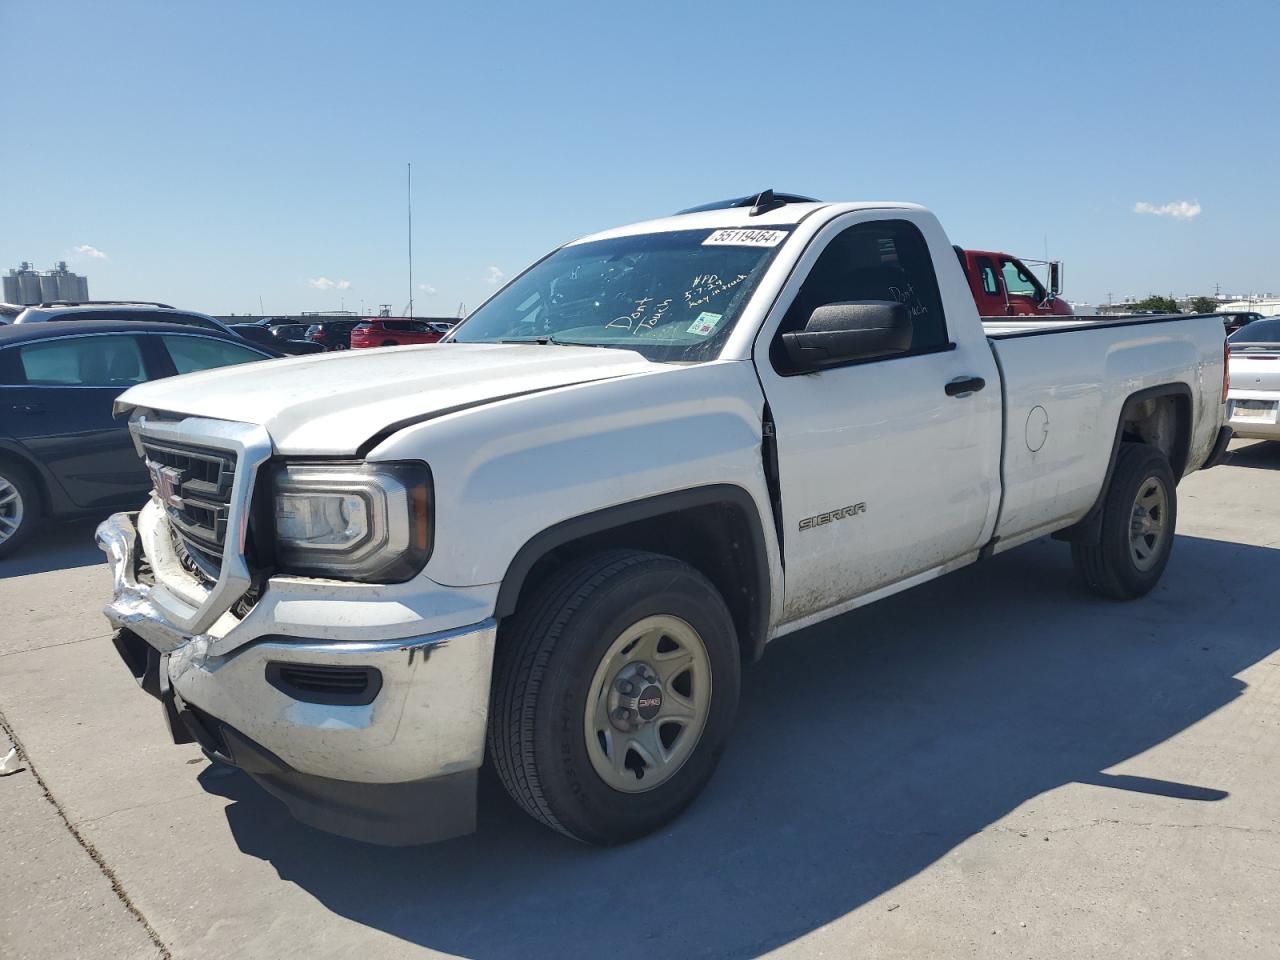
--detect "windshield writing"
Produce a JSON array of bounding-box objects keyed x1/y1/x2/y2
[{"x1": 449, "y1": 228, "x2": 793, "y2": 362}]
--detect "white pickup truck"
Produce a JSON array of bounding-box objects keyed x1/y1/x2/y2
[{"x1": 98, "y1": 194, "x2": 1232, "y2": 846}]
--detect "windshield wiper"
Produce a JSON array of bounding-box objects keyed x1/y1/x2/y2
[
  {"x1": 497, "y1": 334, "x2": 611, "y2": 349},
  {"x1": 499, "y1": 335, "x2": 560, "y2": 345}
]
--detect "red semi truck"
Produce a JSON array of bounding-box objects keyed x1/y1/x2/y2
[{"x1": 956, "y1": 247, "x2": 1072, "y2": 317}]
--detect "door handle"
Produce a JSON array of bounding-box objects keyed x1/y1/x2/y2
[
  {"x1": 10, "y1": 402, "x2": 45, "y2": 414},
  {"x1": 945, "y1": 376, "x2": 986, "y2": 397}
]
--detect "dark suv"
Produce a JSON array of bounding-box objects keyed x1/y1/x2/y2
[{"x1": 305, "y1": 320, "x2": 362, "y2": 350}]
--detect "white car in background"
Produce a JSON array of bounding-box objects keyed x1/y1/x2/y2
[{"x1": 1227, "y1": 317, "x2": 1280, "y2": 439}]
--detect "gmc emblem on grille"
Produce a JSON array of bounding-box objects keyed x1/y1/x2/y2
[{"x1": 147, "y1": 462, "x2": 186, "y2": 511}]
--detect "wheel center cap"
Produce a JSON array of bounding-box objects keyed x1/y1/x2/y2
[{"x1": 636, "y1": 684, "x2": 663, "y2": 721}]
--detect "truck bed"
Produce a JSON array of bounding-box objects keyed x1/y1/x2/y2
[{"x1": 981, "y1": 310, "x2": 1226, "y2": 555}]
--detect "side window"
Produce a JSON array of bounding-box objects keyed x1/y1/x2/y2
[
  {"x1": 18, "y1": 335, "x2": 147, "y2": 386},
  {"x1": 977, "y1": 257, "x2": 999, "y2": 296},
  {"x1": 1000, "y1": 259, "x2": 1042, "y2": 298},
  {"x1": 775, "y1": 219, "x2": 949, "y2": 366},
  {"x1": 161, "y1": 336, "x2": 265, "y2": 375}
]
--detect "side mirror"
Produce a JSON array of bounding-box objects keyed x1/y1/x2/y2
[
  {"x1": 780, "y1": 301, "x2": 913, "y2": 372},
  {"x1": 1048, "y1": 261, "x2": 1062, "y2": 299}
]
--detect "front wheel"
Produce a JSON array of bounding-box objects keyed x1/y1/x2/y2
[
  {"x1": 1072, "y1": 442, "x2": 1177, "y2": 599},
  {"x1": 0, "y1": 460, "x2": 39, "y2": 559},
  {"x1": 488, "y1": 550, "x2": 740, "y2": 845}
]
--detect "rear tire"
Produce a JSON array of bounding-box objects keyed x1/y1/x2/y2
[
  {"x1": 0, "y1": 459, "x2": 40, "y2": 559},
  {"x1": 488, "y1": 549, "x2": 741, "y2": 845},
  {"x1": 1071, "y1": 442, "x2": 1176, "y2": 599}
]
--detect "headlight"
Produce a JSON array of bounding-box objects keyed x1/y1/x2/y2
[{"x1": 271, "y1": 461, "x2": 432, "y2": 581}]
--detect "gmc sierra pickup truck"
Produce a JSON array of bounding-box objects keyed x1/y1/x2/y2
[{"x1": 97, "y1": 193, "x2": 1232, "y2": 847}]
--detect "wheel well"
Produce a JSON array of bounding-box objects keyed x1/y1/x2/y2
[
  {"x1": 498, "y1": 493, "x2": 770, "y2": 663},
  {"x1": 0, "y1": 451, "x2": 49, "y2": 518},
  {"x1": 1118, "y1": 392, "x2": 1191, "y2": 478},
  {"x1": 1052, "y1": 384, "x2": 1191, "y2": 546}
]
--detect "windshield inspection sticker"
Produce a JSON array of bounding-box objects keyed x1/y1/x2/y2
[
  {"x1": 687, "y1": 312, "x2": 722, "y2": 336},
  {"x1": 702, "y1": 228, "x2": 787, "y2": 248}
]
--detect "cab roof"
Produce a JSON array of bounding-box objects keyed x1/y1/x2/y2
[{"x1": 568, "y1": 200, "x2": 926, "y2": 246}]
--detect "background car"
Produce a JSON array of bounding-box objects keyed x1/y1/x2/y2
[
  {"x1": 269, "y1": 322, "x2": 310, "y2": 341},
  {"x1": 304, "y1": 319, "x2": 361, "y2": 350},
  {"x1": 14, "y1": 300, "x2": 324, "y2": 358},
  {"x1": 228, "y1": 321, "x2": 325, "y2": 355},
  {"x1": 349, "y1": 318, "x2": 452, "y2": 348},
  {"x1": 14, "y1": 301, "x2": 232, "y2": 332},
  {"x1": 1221, "y1": 311, "x2": 1265, "y2": 336},
  {"x1": 0, "y1": 320, "x2": 277, "y2": 557},
  {"x1": 1225, "y1": 317, "x2": 1280, "y2": 442}
]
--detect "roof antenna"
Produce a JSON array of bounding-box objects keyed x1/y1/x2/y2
[{"x1": 750, "y1": 189, "x2": 787, "y2": 217}]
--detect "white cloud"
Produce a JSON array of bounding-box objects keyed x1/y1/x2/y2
[
  {"x1": 308, "y1": 277, "x2": 351, "y2": 291},
  {"x1": 485, "y1": 266, "x2": 505, "y2": 285},
  {"x1": 418, "y1": 283, "x2": 438, "y2": 295},
  {"x1": 1133, "y1": 200, "x2": 1201, "y2": 221},
  {"x1": 72, "y1": 244, "x2": 108, "y2": 260}
]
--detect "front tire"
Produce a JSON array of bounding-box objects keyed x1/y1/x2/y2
[
  {"x1": 0, "y1": 459, "x2": 39, "y2": 559},
  {"x1": 1071, "y1": 442, "x2": 1177, "y2": 599},
  {"x1": 488, "y1": 550, "x2": 741, "y2": 845}
]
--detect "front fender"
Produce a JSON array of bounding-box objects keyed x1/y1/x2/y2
[{"x1": 365, "y1": 358, "x2": 781, "y2": 616}]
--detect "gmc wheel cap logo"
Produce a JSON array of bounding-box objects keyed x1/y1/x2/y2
[{"x1": 636, "y1": 685, "x2": 663, "y2": 720}]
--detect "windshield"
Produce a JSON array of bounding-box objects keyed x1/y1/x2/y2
[
  {"x1": 1229, "y1": 318, "x2": 1280, "y2": 348},
  {"x1": 448, "y1": 227, "x2": 794, "y2": 362}
]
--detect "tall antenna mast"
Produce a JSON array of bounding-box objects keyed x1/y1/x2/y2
[{"x1": 407, "y1": 162, "x2": 414, "y2": 319}]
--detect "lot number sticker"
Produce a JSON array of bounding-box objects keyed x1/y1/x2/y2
[
  {"x1": 702, "y1": 229, "x2": 787, "y2": 247},
  {"x1": 687, "y1": 312, "x2": 722, "y2": 336}
]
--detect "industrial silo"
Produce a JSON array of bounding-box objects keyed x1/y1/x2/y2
[
  {"x1": 2, "y1": 273, "x2": 18, "y2": 303},
  {"x1": 39, "y1": 274, "x2": 61, "y2": 302},
  {"x1": 18, "y1": 271, "x2": 42, "y2": 304},
  {"x1": 58, "y1": 272, "x2": 80, "y2": 300}
]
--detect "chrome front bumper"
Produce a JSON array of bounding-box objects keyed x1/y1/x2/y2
[{"x1": 97, "y1": 510, "x2": 499, "y2": 844}]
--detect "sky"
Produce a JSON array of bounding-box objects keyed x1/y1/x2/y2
[{"x1": 3, "y1": 0, "x2": 1278, "y2": 315}]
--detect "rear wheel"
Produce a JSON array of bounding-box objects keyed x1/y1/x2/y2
[
  {"x1": 1072, "y1": 442, "x2": 1176, "y2": 599},
  {"x1": 488, "y1": 549, "x2": 740, "y2": 845},
  {"x1": 0, "y1": 460, "x2": 39, "y2": 559}
]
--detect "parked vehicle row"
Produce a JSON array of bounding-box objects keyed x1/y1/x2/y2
[
  {"x1": 349, "y1": 318, "x2": 452, "y2": 348},
  {"x1": 227, "y1": 319, "x2": 325, "y2": 355},
  {"x1": 306, "y1": 317, "x2": 456, "y2": 350},
  {"x1": 96, "y1": 194, "x2": 1230, "y2": 849},
  {"x1": 10, "y1": 301, "x2": 322, "y2": 355}
]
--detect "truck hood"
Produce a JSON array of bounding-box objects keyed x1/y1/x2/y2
[{"x1": 116, "y1": 343, "x2": 662, "y2": 454}]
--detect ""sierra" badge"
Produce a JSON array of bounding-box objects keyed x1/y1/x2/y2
[{"x1": 798, "y1": 503, "x2": 866, "y2": 531}]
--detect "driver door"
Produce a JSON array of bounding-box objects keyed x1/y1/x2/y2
[{"x1": 754, "y1": 213, "x2": 1002, "y2": 624}]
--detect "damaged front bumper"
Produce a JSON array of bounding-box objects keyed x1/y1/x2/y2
[{"x1": 97, "y1": 510, "x2": 498, "y2": 846}]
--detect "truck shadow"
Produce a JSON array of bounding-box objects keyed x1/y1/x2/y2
[
  {"x1": 1224, "y1": 439, "x2": 1280, "y2": 470},
  {"x1": 209, "y1": 533, "x2": 1271, "y2": 959},
  {"x1": 0, "y1": 517, "x2": 104, "y2": 578}
]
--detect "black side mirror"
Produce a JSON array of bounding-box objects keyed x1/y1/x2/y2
[
  {"x1": 1048, "y1": 261, "x2": 1062, "y2": 298},
  {"x1": 780, "y1": 301, "x2": 913, "y2": 372}
]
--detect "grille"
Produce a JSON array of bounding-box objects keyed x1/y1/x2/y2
[{"x1": 141, "y1": 440, "x2": 238, "y2": 579}]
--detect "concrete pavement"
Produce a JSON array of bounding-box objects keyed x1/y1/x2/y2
[{"x1": 1, "y1": 440, "x2": 1278, "y2": 959}]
